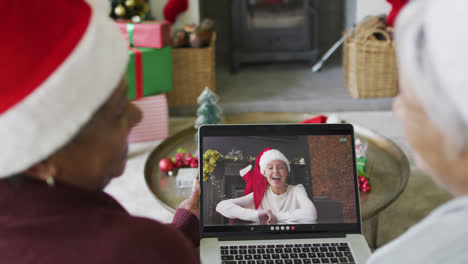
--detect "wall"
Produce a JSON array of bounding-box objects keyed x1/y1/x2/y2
[
  {"x1": 308, "y1": 135, "x2": 357, "y2": 223},
  {"x1": 201, "y1": 0, "x2": 346, "y2": 65},
  {"x1": 149, "y1": 0, "x2": 200, "y2": 29},
  {"x1": 199, "y1": 0, "x2": 392, "y2": 66}
]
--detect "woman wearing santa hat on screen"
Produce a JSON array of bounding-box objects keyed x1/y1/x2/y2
[
  {"x1": 216, "y1": 148, "x2": 317, "y2": 224},
  {"x1": 0, "y1": 0, "x2": 200, "y2": 263}
]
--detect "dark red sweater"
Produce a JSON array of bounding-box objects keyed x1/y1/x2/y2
[{"x1": 0, "y1": 178, "x2": 200, "y2": 264}]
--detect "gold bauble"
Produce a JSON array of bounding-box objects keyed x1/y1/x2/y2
[
  {"x1": 125, "y1": 0, "x2": 136, "y2": 8},
  {"x1": 114, "y1": 4, "x2": 126, "y2": 17}
]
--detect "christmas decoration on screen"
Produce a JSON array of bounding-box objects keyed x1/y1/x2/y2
[
  {"x1": 195, "y1": 87, "x2": 223, "y2": 131},
  {"x1": 110, "y1": 0, "x2": 152, "y2": 21},
  {"x1": 225, "y1": 149, "x2": 245, "y2": 161},
  {"x1": 202, "y1": 149, "x2": 223, "y2": 181}
]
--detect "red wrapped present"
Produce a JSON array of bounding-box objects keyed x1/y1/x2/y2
[
  {"x1": 116, "y1": 21, "x2": 171, "y2": 49},
  {"x1": 128, "y1": 94, "x2": 169, "y2": 143}
]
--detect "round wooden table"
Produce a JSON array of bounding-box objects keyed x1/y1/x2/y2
[{"x1": 144, "y1": 113, "x2": 410, "y2": 249}]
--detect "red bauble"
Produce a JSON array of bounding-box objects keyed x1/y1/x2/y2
[
  {"x1": 159, "y1": 158, "x2": 175, "y2": 174},
  {"x1": 174, "y1": 159, "x2": 185, "y2": 168},
  {"x1": 189, "y1": 159, "x2": 198, "y2": 168}
]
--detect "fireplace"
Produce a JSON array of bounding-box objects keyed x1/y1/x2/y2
[{"x1": 231, "y1": 0, "x2": 319, "y2": 72}]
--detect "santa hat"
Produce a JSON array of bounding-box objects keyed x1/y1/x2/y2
[
  {"x1": 386, "y1": 0, "x2": 409, "y2": 27},
  {"x1": 0, "y1": 0, "x2": 128, "y2": 178},
  {"x1": 239, "y1": 148, "x2": 290, "y2": 209},
  {"x1": 259, "y1": 149, "x2": 290, "y2": 176},
  {"x1": 395, "y1": 0, "x2": 468, "y2": 153}
]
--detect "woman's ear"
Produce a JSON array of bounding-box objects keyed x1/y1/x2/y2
[{"x1": 23, "y1": 159, "x2": 57, "y2": 183}]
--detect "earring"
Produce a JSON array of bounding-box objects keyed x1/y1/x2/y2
[{"x1": 46, "y1": 175, "x2": 55, "y2": 187}]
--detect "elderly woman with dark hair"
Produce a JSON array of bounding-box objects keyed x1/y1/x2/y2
[
  {"x1": 367, "y1": 0, "x2": 468, "y2": 263},
  {"x1": 0, "y1": 1, "x2": 200, "y2": 263}
]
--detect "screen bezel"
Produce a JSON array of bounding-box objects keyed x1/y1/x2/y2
[{"x1": 198, "y1": 123, "x2": 362, "y2": 238}]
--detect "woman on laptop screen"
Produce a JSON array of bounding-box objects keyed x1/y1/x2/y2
[{"x1": 216, "y1": 148, "x2": 317, "y2": 224}]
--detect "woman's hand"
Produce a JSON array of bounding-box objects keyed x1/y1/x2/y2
[
  {"x1": 266, "y1": 210, "x2": 277, "y2": 225},
  {"x1": 178, "y1": 179, "x2": 201, "y2": 219},
  {"x1": 258, "y1": 210, "x2": 277, "y2": 225},
  {"x1": 258, "y1": 210, "x2": 269, "y2": 224}
]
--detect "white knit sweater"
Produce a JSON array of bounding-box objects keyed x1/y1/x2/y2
[
  {"x1": 367, "y1": 196, "x2": 468, "y2": 264},
  {"x1": 216, "y1": 184, "x2": 317, "y2": 224}
]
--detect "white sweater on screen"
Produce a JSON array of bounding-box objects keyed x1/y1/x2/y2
[{"x1": 216, "y1": 184, "x2": 317, "y2": 224}]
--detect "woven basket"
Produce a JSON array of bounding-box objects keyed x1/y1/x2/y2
[
  {"x1": 167, "y1": 33, "x2": 216, "y2": 106},
  {"x1": 343, "y1": 22, "x2": 398, "y2": 98}
]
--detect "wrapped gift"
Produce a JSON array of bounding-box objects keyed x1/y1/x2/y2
[
  {"x1": 127, "y1": 46, "x2": 173, "y2": 99},
  {"x1": 128, "y1": 94, "x2": 169, "y2": 143},
  {"x1": 356, "y1": 157, "x2": 367, "y2": 173},
  {"x1": 116, "y1": 21, "x2": 171, "y2": 49}
]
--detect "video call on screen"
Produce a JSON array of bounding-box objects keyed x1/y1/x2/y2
[{"x1": 201, "y1": 135, "x2": 358, "y2": 226}]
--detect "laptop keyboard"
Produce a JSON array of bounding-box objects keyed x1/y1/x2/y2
[{"x1": 220, "y1": 242, "x2": 355, "y2": 264}]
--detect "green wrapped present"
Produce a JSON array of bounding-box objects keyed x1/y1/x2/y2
[
  {"x1": 356, "y1": 157, "x2": 367, "y2": 173},
  {"x1": 127, "y1": 46, "x2": 173, "y2": 100}
]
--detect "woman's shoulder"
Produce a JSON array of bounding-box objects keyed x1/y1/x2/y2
[
  {"x1": 107, "y1": 215, "x2": 197, "y2": 260},
  {"x1": 119, "y1": 215, "x2": 186, "y2": 239},
  {"x1": 368, "y1": 197, "x2": 468, "y2": 264},
  {"x1": 288, "y1": 184, "x2": 306, "y2": 192}
]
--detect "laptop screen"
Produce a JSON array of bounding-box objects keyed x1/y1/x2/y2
[{"x1": 199, "y1": 124, "x2": 361, "y2": 237}]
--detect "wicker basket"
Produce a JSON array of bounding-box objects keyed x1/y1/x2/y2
[
  {"x1": 167, "y1": 33, "x2": 216, "y2": 106},
  {"x1": 343, "y1": 20, "x2": 398, "y2": 98}
]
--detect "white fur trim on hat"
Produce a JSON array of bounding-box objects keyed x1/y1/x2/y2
[
  {"x1": 239, "y1": 164, "x2": 252, "y2": 177},
  {"x1": 395, "y1": 0, "x2": 468, "y2": 151},
  {"x1": 259, "y1": 149, "x2": 290, "y2": 176},
  {"x1": 0, "y1": 3, "x2": 128, "y2": 178}
]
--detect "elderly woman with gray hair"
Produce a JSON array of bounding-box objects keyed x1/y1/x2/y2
[
  {"x1": 367, "y1": 0, "x2": 468, "y2": 263},
  {"x1": 0, "y1": 1, "x2": 200, "y2": 263}
]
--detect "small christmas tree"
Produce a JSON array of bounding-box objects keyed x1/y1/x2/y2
[{"x1": 195, "y1": 87, "x2": 223, "y2": 130}]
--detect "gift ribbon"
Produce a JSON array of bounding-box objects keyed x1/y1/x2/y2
[
  {"x1": 126, "y1": 23, "x2": 135, "y2": 47},
  {"x1": 129, "y1": 47, "x2": 143, "y2": 99}
]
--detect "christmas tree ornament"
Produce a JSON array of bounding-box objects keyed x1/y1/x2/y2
[
  {"x1": 125, "y1": 0, "x2": 136, "y2": 8},
  {"x1": 195, "y1": 87, "x2": 223, "y2": 130},
  {"x1": 159, "y1": 158, "x2": 175, "y2": 174},
  {"x1": 114, "y1": 4, "x2": 126, "y2": 17},
  {"x1": 110, "y1": 0, "x2": 151, "y2": 20},
  {"x1": 132, "y1": 16, "x2": 141, "y2": 23}
]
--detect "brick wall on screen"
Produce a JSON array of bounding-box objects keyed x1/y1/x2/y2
[{"x1": 309, "y1": 135, "x2": 357, "y2": 223}]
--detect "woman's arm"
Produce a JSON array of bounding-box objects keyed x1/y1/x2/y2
[
  {"x1": 275, "y1": 185, "x2": 318, "y2": 224},
  {"x1": 216, "y1": 193, "x2": 260, "y2": 223},
  {"x1": 170, "y1": 180, "x2": 200, "y2": 247}
]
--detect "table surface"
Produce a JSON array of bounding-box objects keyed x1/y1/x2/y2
[{"x1": 143, "y1": 112, "x2": 410, "y2": 222}]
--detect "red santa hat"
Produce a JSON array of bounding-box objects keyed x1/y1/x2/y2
[
  {"x1": 0, "y1": 0, "x2": 128, "y2": 178},
  {"x1": 240, "y1": 148, "x2": 290, "y2": 209},
  {"x1": 259, "y1": 149, "x2": 290, "y2": 176}
]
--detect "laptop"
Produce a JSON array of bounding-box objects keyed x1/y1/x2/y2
[{"x1": 199, "y1": 124, "x2": 371, "y2": 264}]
